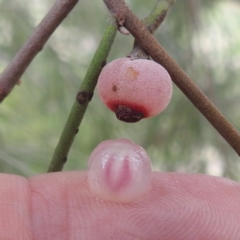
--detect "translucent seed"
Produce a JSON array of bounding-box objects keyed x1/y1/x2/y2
[{"x1": 88, "y1": 139, "x2": 152, "y2": 203}]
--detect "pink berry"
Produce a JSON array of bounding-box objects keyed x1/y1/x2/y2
[
  {"x1": 87, "y1": 139, "x2": 152, "y2": 203},
  {"x1": 97, "y1": 57, "x2": 172, "y2": 123}
]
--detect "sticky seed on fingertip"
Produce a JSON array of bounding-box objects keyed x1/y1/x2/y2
[{"x1": 87, "y1": 139, "x2": 152, "y2": 203}]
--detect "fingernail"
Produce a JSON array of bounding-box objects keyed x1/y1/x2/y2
[{"x1": 88, "y1": 139, "x2": 152, "y2": 203}]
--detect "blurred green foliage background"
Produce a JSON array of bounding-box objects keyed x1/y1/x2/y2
[{"x1": 0, "y1": 0, "x2": 240, "y2": 180}]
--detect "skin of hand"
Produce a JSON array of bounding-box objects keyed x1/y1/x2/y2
[{"x1": 0, "y1": 171, "x2": 240, "y2": 240}]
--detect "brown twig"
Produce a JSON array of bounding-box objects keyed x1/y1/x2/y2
[
  {"x1": 0, "y1": 0, "x2": 79, "y2": 103},
  {"x1": 103, "y1": 0, "x2": 240, "y2": 156}
]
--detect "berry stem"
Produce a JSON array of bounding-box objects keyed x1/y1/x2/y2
[
  {"x1": 103, "y1": 0, "x2": 240, "y2": 156},
  {"x1": 47, "y1": 17, "x2": 118, "y2": 172},
  {"x1": 0, "y1": 0, "x2": 79, "y2": 103}
]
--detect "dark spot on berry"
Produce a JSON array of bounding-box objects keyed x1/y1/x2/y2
[
  {"x1": 63, "y1": 157, "x2": 67, "y2": 163},
  {"x1": 112, "y1": 85, "x2": 118, "y2": 92},
  {"x1": 115, "y1": 105, "x2": 143, "y2": 123}
]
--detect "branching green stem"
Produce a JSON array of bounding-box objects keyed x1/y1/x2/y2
[{"x1": 47, "y1": 18, "x2": 117, "y2": 172}]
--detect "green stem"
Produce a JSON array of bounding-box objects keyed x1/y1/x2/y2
[
  {"x1": 143, "y1": 0, "x2": 175, "y2": 34},
  {"x1": 128, "y1": 0, "x2": 175, "y2": 59},
  {"x1": 47, "y1": 17, "x2": 117, "y2": 172}
]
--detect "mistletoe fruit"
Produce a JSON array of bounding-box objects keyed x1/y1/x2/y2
[
  {"x1": 97, "y1": 57, "x2": 172, "y2": 123},
  {"x1": 87, "y1": 139, "x2": 152, "y2": 202}
]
